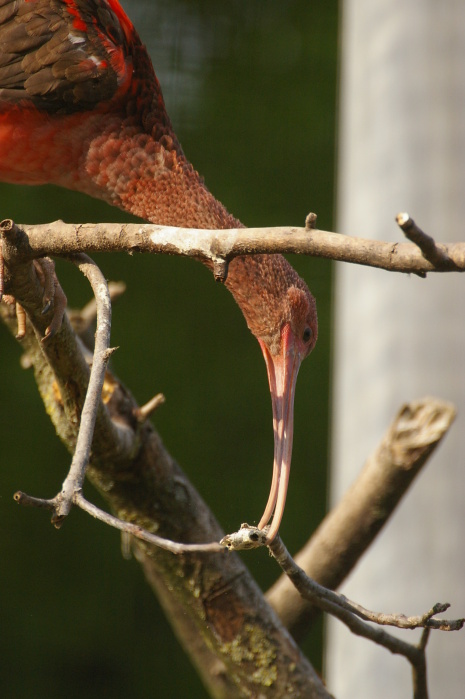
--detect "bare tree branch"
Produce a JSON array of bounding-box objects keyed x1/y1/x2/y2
[
  {"x1": 2, "y1": 212, "x2": 464, "y2": 698},
  {"x1": 14, "y1": 489, "x2": 224, "y2": 554},
  {"x1": 268, "y1": 537, "x2": 464, "y2": 699},
  {"x1": 269, "y1": 536, "x2": 464, "y2": 633},
  {"x1": 266, "y1": 398, "x2": 457, "y2": 641},
  {"x1": 53, "y1": 254, "x2": 113, "y2": 522},
  {"x1": 2, "y1": 216, "x2": 465, "y2": 278}
]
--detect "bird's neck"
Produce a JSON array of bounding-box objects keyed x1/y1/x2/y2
[
  {"x1": 2, "y1": 91, "x2": 300, "y2": 341},
  {"x1": 78, "y1": 95, "x2": 241, "y2": 228},
  {"x1": 2, "y1": 94, "x2": 304, "y2": 352},
  {"x1": 69, "y1": 109, "x2": 242, "y2": 230},
  {"x1": 1, "y1": 45, "x2": 300, "y2": 344},
  {"x1": 2, "y1": 101, "x2": 239, "y2": 231}
]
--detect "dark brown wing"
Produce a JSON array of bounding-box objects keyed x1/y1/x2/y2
[{"x1": 0, "y1": 0, "x2": 135, "y2": 113}]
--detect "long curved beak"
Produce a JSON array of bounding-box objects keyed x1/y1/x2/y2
[{"x1": 258, "y1": 326, "x2": 302, "y2": 542}]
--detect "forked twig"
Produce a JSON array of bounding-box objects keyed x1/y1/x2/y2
[
  {"x1": 265, "y1": 397, "x2": 456, "y2": 640},
  {"x1": 268, "y1": 536, "x2": 464, "y2": 699},
  {"x1": 14, "y1": 490, "x2": 224, "y2": 554},
  {"x1": 52, "y1": 254, "x2": 113, "y2": 522},
  {"x1": 14, "y1": 253, "x2": 113, "y2": 525}
]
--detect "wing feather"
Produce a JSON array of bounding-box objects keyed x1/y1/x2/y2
[{"x1": 0, "y1": 0, "x2": 134, "y2": 112}]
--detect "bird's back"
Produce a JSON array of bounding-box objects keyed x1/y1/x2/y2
[
  {"x1": 0, "y1": 0, "x2": 193, "y2": 217},
  {"x1": 0, "y1": 0, "x2": 139, "y2": 113}
]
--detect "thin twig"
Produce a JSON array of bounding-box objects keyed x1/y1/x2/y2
[
  {"x1": 323, "y1": 595, "x2": 462, "y2": 632},
  {"x1": 266, "y1": 398, "x2": 457, "y2": 640},
  {"x1": 14, "y1": 489, "x2": 225, "y2": 553},
  {"x1": 268, "y1": 536, "x2": 464, "y2": 633},
  {"x1": 135, "y1": 393, "x2": 166, "y2": 422},
  {"x1": 51, "y1": 254, "x2": 113, "y2": 523},
  {"x1": 74, "y1": 492, "x2": 225, "y2": 553},
  {"x1": 269, "y1": 537, "x2": 463, "y2": 699},
  {"x1": 13, "y1": 491, "x2": 56, "y2": 511}
]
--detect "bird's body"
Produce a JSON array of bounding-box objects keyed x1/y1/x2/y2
[
  {"x1": 0, "y1": 0, "x2": 235, "y2": 228},
  {"x1": 0, "y1": 0, "x2": 317, "y2": 541}
]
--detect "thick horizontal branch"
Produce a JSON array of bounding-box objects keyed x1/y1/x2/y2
[{"x1": 2, "y1": 216, "x2": 464, "y2": 275}]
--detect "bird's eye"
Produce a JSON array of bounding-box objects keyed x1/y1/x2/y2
[{"x1": 302, "y1": 327, "x2": 313, "y2": 343}]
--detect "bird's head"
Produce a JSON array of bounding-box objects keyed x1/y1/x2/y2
[
  {"x1": 255, "y1": 284, "x2": 317, "y2": 541},
  {"x1": 225, "y1": 255, "x2": 318, "y2": 542},
  {"x1": 266, "y1": 284, "x2": 318, "y2": 358},
  {"x1": 257, "y1": 284, "x2": 318, "y2": 386}
]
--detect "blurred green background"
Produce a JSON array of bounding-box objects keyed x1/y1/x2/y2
[{"x1": 1, "y1": 1, "x2": 338, "y2": 696}]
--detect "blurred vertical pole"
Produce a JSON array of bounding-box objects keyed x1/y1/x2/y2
[{"x1": 326, "y1": 1, "x2": 465, "y2": 697}]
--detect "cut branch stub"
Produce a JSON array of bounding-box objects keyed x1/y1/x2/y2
[{"x1": 396, "y1": 212, "x2": 459, "y2": 271}]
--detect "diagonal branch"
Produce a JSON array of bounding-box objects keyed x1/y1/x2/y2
[{"x1": 1, "y1": 255, "x2": 330, "y2": 699}]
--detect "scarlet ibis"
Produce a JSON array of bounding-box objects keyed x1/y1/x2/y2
[{"x1": 0, "y1": 0, "x2": 317, "y2": 542}]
